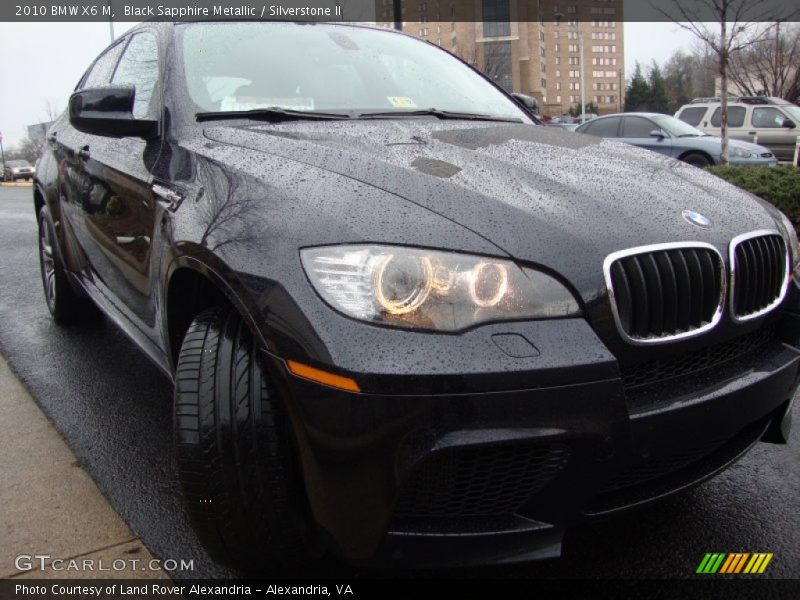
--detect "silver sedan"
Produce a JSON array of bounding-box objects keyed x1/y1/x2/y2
[{"x1": 575, "y1": 112, "x2": 778, "y2": 167}]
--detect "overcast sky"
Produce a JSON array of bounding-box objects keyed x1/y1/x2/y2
[{"x1": 0, "y1": 21, "x2": 696, "y2": 150}]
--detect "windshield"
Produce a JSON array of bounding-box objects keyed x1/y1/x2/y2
[
  {"x1": 782, "y1": 104, "x2": 800, "y2": 123},
  {"x1": 179, "y1": 23, "x2": 527, "y2": 121},
  {"x1": 650, "y1": 115, "x2": 706, "y2": 137},
  {"x1": 7, "y1": 160, "x2": 30, "y2": 167}
]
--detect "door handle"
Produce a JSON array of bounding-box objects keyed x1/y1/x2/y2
[
  {"x1": 77, "y1": 145, "x2": 90, "y2": 160},
  {"x1": 47, "y1": 132, "x2": 57, "y2": 144},
  {"x1": 747, "y1": 131, "x2": 757, "y2": 135}
]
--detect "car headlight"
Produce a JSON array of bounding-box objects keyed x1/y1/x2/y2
[
  {"x1": 732, "y1": 147, "x2": 756, "y2": 159},
  {"x1": 301, "y1": 245, "x2": 581, "y2": 331},
  {"x1": 775, "y1": 211, "x2": 800, "y2": 286}
]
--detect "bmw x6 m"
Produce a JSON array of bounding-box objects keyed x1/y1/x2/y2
[{"x1": 34, "y1": 21, "x2": 799, "y2": 569}]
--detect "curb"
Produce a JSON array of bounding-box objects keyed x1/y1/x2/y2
[{"x1": 0, "y1": 353, "x2": 171, "y2": 581}]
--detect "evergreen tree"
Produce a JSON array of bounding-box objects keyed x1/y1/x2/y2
[
  {"x1": 625, "y1": 62, "x2": 651, "y2": 111},
  {"x1": 648, "y1": 61, "x2": 670, "y2": 113}
]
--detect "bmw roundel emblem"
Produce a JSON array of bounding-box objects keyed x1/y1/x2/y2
[{"x1": 682, "y1": 210, "x2": 712, "y2": 229}]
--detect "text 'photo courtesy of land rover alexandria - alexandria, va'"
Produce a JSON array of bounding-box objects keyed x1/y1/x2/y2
[{"x1": 33, "y1": 21, "x2": 799, "y2": 570}]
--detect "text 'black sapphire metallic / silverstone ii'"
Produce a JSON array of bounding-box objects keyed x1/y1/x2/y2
[{"x1": 33, "y1": 21, "x2": 799, "y2": 569}]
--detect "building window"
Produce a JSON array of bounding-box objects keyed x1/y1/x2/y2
[
  {"x1": 482, "y1": 0, "x2": 511, "y2": 37},
  {"x1": 541, "y1": 78, "x2": 547, "y2": 88},
  {"x1": 483, "y1": 41, "x2": 513, "y2": 92}
]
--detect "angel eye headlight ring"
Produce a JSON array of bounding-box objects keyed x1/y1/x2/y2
[
  {"x1": 373, "y1": 254, "x2": 434, "y2": 315},
  {"x1": 469, "y1": 262, "x2": 509, "y2": 308}
]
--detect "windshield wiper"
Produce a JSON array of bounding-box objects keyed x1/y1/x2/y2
[
  {"x1": 357, "y1": 109, "x2": 523, "y2": 122},
  {"x1": 196, "y1": 108, "x2": 351, "y2": 122}
]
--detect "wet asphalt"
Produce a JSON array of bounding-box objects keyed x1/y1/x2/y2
[{"x1": 0, "y1": 186, "x2": 797, "y2": 581}]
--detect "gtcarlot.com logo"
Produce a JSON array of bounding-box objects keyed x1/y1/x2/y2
[
  {"x1": 14, "y1": 554, "x2": 194, "y2": 572},
  {"x1": 696, "y1": 552, "x2": 774, "y2": 574}
]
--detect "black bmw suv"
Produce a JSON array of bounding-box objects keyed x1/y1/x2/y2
[{"x1": 34, "y1": 21, "x2": 798, "y2": 569}]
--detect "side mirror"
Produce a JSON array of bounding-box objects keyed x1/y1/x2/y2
[
  {"x1": 650, "y1": 129, "x2": 666, "y2": 138},
  {"x1": 69, "y1": 86, "x2": 158, "y2": 138},
  {"x1": 783, "y1": 118, "x2": 796, "y2": 129},
  {"x1": 511, "y1": 92, "x2": 539, "y2": 115}
]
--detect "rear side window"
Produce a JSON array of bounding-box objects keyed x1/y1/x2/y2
[
  {"x1": 112, "y1": 33, "x2": 160, "y2": 119},
  {"x1": 676, "y1": 106, "x2": 707, "y2": 126},
  {"x1": 622, "y1": 116, "x2": 656, "y2": 138},
  {"x1": 752, "y1": 107, "x2": 787, "y2": 128},
  {"x1": 81, "y1": 42, "x2": 125, "y2": 89},
  {"x1": 710, "y1": 106, "x2": 746, "y2": 127},
  {"x1": 581, "y1": 117, "x2": 621, "y2": 137}
]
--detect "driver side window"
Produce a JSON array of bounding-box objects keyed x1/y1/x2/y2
[{"x1": 111, "y1": 33, "x2": 160, "y2": 119}]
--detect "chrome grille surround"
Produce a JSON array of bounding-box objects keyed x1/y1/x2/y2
[
  {"x1": 729, "y1": 230, "x2": 789, "y2": 322},
  {"x1": 603, "y1": 241, "x2": 726, "y2": 345}
]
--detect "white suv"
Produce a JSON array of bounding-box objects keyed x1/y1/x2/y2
[{"x1": 675, "y1": 97, "x2": 800, "y2": 162}]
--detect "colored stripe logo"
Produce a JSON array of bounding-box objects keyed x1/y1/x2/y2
[{"x1": 696, "y1": 553, "x2": 773, "y2": 574}]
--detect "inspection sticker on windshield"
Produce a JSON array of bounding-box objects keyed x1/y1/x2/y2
[{"x1": 387, "y1": 96, "x2": 417, "y2": 108}]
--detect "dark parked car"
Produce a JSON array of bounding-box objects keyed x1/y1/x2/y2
[
  {"x1": 4, "y1": 159, "x2": 36, "y2": 181},
  {"x1": 575, "y1": 112, "x2": 778, "y2": 167},
  {"x1": 35, "y1": 22, "x2": 799, "y2": 570}
]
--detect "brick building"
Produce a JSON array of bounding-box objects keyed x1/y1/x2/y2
[{"x1": 376, "y1": 0, "x2": 625, "y2": 117}]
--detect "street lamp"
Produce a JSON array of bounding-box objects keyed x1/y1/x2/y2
[
  {"x1": 107, "y1": 0, "x2": 114, "y2": 42},
  {"x1": 554, "y1": 11, "x2": 585, "y2": 120}
]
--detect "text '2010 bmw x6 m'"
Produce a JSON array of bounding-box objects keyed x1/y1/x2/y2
[{"x1": 34, "y1": 21, "x2": 799, "y2": 570}]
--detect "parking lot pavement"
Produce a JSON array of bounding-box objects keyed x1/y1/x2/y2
[
  {"x1": 0, "y1": 185, "x2": 798, "y2": 580},
  {"x1": 0, "y1": 353, "x2": 169, "y2": 580}
]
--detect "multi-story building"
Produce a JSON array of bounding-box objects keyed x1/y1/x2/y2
[{"x1": 376, "y1": 0, "x2": 625, "y2": 117}]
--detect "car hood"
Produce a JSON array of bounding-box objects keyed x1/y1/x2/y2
[
  {"x1": 686, "y1": 135, "x2": 772, "y2": 154},
  {"x1": 202, "y1": 120, "x2": 781, "y2": 290}
]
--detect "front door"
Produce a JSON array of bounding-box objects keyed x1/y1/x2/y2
[
  {"x1": 620, "y1": 116, "x2": 675, "y2": 158},
  {"x1": 67, "y1": 31, "x2": 164, "y2": 335}
]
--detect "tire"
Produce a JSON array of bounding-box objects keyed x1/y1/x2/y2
[
  {"x1": 682, "y1": 152, "x2": 712, "y2": 168},
  {"x1": 174, "y1": 307, "x2": 320, "y2": 570},
  {"x1": 37, "y1": 206, "x2": 94, "y2": 323}
]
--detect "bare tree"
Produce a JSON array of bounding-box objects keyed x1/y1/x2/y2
[
  {"x1": 729, "y1": 21, "x2": 800, "y2": 101},
  {"x1": 655, "y1": 0, "x2": 798, "y2": 164},
  {"x1": 455, "y1": 43, "x2": 513, "y2": 93}
]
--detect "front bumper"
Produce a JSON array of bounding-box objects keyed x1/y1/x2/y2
[
  {"x1": 271, "y1": 313, "x2": 800, "y2": 567},
  {"x1": 727, "y1": 156, "x2": 778, "y2": 167}
]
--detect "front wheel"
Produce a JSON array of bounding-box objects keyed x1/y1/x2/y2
[
  {"x1": 682, "y1": 152, "x2": 712, "y2": 168},
  {"x1": 174, "y1": 307, "x2": 320, "y2": 570}
]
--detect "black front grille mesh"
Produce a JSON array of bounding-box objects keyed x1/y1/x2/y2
[
  {"x1": 394, "y1": 444, "x2": 570, "y2": 519},
  {"x1": 608, "y1": 247, "x2": 723, "y2": 340},
  {"x1": 732, "y1": 234, "x2": 787, "y2": 319},
  {"x1": 621, "y1": 324, "x2": 776, "y2": 390}
]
